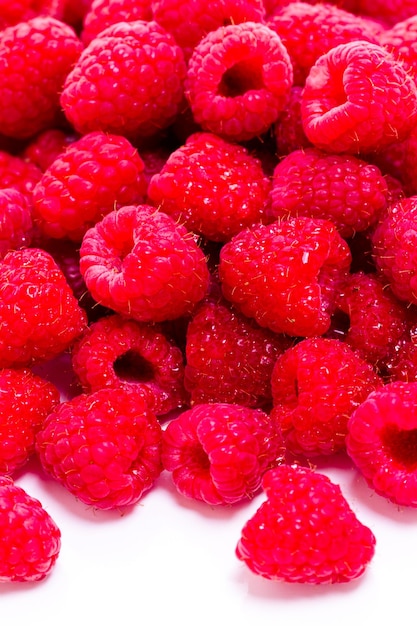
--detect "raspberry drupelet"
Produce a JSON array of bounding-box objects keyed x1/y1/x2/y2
[
  {"x1": 161, "y1": 403, "x2": 285, "y2": 505},
  {"x1": 218, "y1": 216, "x2": 351, "y2": 337},
  {"x1": 185, "y1": 21, "x2": 293, "y2": 142},
  {"x1": 0, "y1": 189, "x2": 33, "y2": 259},
  {"x1": 71, "y1": 313, "x2": 188, "y2": 416},
  {"x1": 79, "y1": 204, "x2": 210, "y2": 323},
  {"x1": 147, "y1": 132, "x2": 271, "y2": 242},
  {"x1": 36, "y1": 387, "x2": 163, "y2": 510},
  {"x1": 81, "y1": 0, "x2": 153, "y2": 45},
  {"x1": 347, "y1": 380, "x2": 417, "y2": 507},
  {"x1": 301, "y1": 41, "x2": 417, "y2": 154},
  {"x1": 236, "y1": 464, "x2": 376, "y2": 584},
  {"x1": 61, "y1": 20, "x2": 187, "y2": 140}
]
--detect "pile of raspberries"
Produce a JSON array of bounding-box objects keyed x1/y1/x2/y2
[{"x1": 2, "y1": 0, "x2": 417, "y2": 587}]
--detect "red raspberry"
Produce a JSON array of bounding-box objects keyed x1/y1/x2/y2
[
  {"x1": 383, "y1": 330, "x2": 417, "y2": 383},
  {"x1": 22, "y1": 128, "x2": 78, "y2": 173},
  {"x1": 0, "y1": 475, "x2": 61, "y2": 583},
  {"x1": 147, "y1": 132, "x2": 271, "y2": 242},
  {"x1": 347, "y1": 380, "x2": 417, "y2": 507},
  {"x1": 274, "y1": 86, "x2": 312, "y2": 157},
  {"x1": 269, "y1": 147, "x2": 389, "y2": 238},
  {"x1": 268, "y1": 1, "x2": 380, "y2": 86},
  {"x1": 61, "y1": 20, "x2": 187, "y2": 140},
  {"x1": 0, "y1": 0, "x2": 64, "y2": 29},
  {"x1": 152, "y1": 0, "x2": 265, "y2": 61},
  {"x1": 185, "y1": 22, "x2": 293, "y2": 143},
  {"x1": 0, "y1": 17, "x2": 82, "y2": 139},
  {"x1": 301, "y1": 41, "x2": 417, "y2": 154},
  {"x1": 184, "y1": 298, "x2": 289, "y2": 408},
  {"x1": 36, "y1": 387, "x2": 163, "y2": 510},
  {"x1": 79, "y1": 205, "x2": 209, "y2": 322},
  {"x1": 71, "y1": 313, "x2": 187, "y2": 416},
  {"x1": 32, "y1": 131, "x2": 147, "y2": 241},
  {"x1": 270, "y1": 337, "x2": 381, "y2": 457},
  {"x1": 0, "y1": 150, "x2": 42, "y2": 200},
  {"x1": 161, "y1": 403, "x2": 284, "y2": 505},
  {"x1": 350, "y1": 0, "x2": 417, "y2": 27},
  {"x1": 0, "y1": 189, "x2": 33, "y2": 259},
  {"x1": 236, "y1": 464, "x2": 376, "y2": 584},
  {"x1": 380, "y1": 15, "x2": 417, "y2": 79},
  {"x1": 81, "y1": 0, "x2": 153, "y2": 45},
  {"x1": 0, "y1": 368, "x2": 60, "y2": 475},
  {"x1": 0, "y1": 247, "x2": 87, "y2": 368},
  {"x1": 371, "y1": 196, "x2": 417, "y2": 305},
  {"x1": 218, "y1": 217, "x2": 351, "y2": 337}
]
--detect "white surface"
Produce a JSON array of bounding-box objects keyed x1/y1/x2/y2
[{"x1": 3, "y1": 354, "x2": 417, "y2": 626}]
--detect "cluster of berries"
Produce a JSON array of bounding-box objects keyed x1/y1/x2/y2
[{"x1": 2, "y1": 0, "x2": 417, "y2": 588}]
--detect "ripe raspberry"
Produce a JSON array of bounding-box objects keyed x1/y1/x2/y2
[
  {"x1": 269, "y1": 147, "x2": 389, "y2": 238},
  {"x1": 347, "y1": 380, "x2": 417, "y2": 507},
  {"x1": 71, "y1": 313, "x2": 187, "y2": 416},
  {"x1": 0, "y1": 189, "x2": 33, "y2": 259},
  {"x1": 0, "y1": 475, "x2": 61, "y2": 583},
  {"x1": 0, "y1": 368, "x2": 60, "y2": 474},
  {"x1": 301, "y1": 41, "x2": 417, "y2": 154},
  {"x1": 61, "y1": 20, "x2": 187, "y2": 140},
  {"x1": 22, "y1": 128, "x2": 78, "y2": 173},
  {"x1": 32, "y1": 131, "x2": 147, "y2": 241},
  {"x1": 161, "y1": 403, "x2": 284, "y2": 505},
  {"x1": 274, "y1": 86, "x2": 312, "y2": 157},
  {"x1": 79, "y1": 204, "x2": 209, "y2": 323},
  {"x1": 36, "y1": 387, "x2": 163, "y2": 510},
  {"x1": 380, "y1": 15, "x2": 417, "y2": 79},
  {"x1": 152, "y1": 0, "x2": 266, "y2": 61},
  {"x1": 81, "y1": 0, "x2": 153, "y2": 45},
  {"x1": 236, "y1": 464, "x2": 376, "y2": 584},
  {"x1": 0, "y1": 150, "x2": 42, "y2": 200},
  {"x1": 0, "y1": 17, "x2": 82, "y2": 139},
  {"x1": 0, "y1": 0, "x2": 63, "y2": 29},
  {"x1": 185, "y1": 22, "x2": 293, "y2": 143},
  {"x1": 184, "y1": 298, "x2": 289, "y2": 408},
  {"x1": 147, "y1": 132, "x2": 271, "y2": 242},
  {"x1": 349, "y1": 0, "x2": 417, "y2": 27},
  {"x1": 0, "y1": 247, "x2": 87, "y2": 368},
  {"x1": 218, "y1": 217, "x2": 351, "y2": 337},
  {"x1": 268, "y1": 1, "x2": 380, "y2": 86},
  {"x1": 383, "y1": 329, "x2": 417, "y2": 383},
  {"x1": 270, "y1": 337, "x2": 381, "y2": 457}
]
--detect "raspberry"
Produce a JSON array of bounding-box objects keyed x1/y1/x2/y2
[
  {"x1": 22, "y1": 128, "x2": 78, "y2": 173},
  {"x1": 32, "y1": 131, "x2": 147, "y2": 241},
  {"x1": 347, "y1": 381, "x2": 417, "y2": 507},
  {"x1": 274, "y1": 86, "x2": 312, "y2": 157},
  {"x1": 269, "y1": 147, "x2": 389, "y2": 238},
  {"x1": 380, "y1": 15, "x2": 417, "y2": 79},
  {"x1": 350, "y1": 0, "x2": 417, "y2": 27},
  {"x1": 218, "y1": 217, "x2": 351, "y2": 337},
  {"x1": 0, "y1": 0, "x2": 63, "y2": 29},
  {"x1": 371, "y1": 196, "x2": 417, "y2": 305},
  {"x1": 383, "y1": 330, "x2": 417, "y2": 383},
  {"x1": 0, "y1": 475, "x2": 61, "y2": 583},
  {"x1": 36, "y1": 387, "x2": 163, "y2": 510},
  {"x1": 81, "y1": 0, "x2": 153, "y2": 45},
  {"x1": 0, "y1": 17, "x2": 82, "y2": 139},
  {"x1": 152, "y1": 0, "x2": 266, "y2": 61},
  {"x1": 270, "y1": 337, "x2": 381, "y2": 457},
  {"x1": 236, "y1": 464, "x2": 376, "y2": 584},
  {"x1": 71, "y1": 313, "x2": 187, "y2": 416},
  {"x1": 147, "y1": 132, "x2": 271, "y2": 242},
  {"x1": 79, "y1": 204, "x2": 209, "y2": 323},
  {"x1": 268, "y1": 1, "x2": 380, "y2": 86},
  {"x1": 301, "y1": 41, "x2": 417, "y2": 154},
  {"x1": 0, "y1": 247, "x2": 87, "y2": 367},
  {"x1": 60, "y1": 20, "x2": 187, "y2": 140},
  {"x1": 0, "y1": 150, "x2": 42, "y2": 200},
  {"x1": 185, "y1": 22, "x2": 293, "y2": 142},
  {"x1": 0, "y1": 189, "x2": 33, "y2": 259},
  {"x1": 161, "y1": 403, "x2": 284, "y2": 505}
]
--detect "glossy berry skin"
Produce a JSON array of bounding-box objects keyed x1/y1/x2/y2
[
  {"x1": 0, "y1": 476, "x2": 61, "y2": 583},
  {"x1": 36, "y1": 387, "x2": 163, "y2": 510},
  {"x1": 0, "y1": 189, "x2": 33, "y2": 259},
  {"x1": 81, "y1": 0, "x2": 153, "y2": 45},
  {"x1": 236, "y1": 464, "x2": 376, "y2": 584},
  {"x1": 270, "y1": 337, "x2": 382, "y2": 457},
  {"x1": 79, "y1": 204, "x2": 210, "y2": 323},
  {"x1": 0, "y1": 150, "x2": 42, "y2": 200},
  {"x1": 161, "y1": 403, "x2": 284, "y2": 505},
  {"x1": 0, "y1": 247, "x2": 87, "y2": 368},
  {"x1": 0, "y1": 17, "x2": 82, "y2": 139},
  {"x1": 347, "y1": 381, "x2": 417, "y2": 507},
  {"x1": 218, "y1": 217, "x2": 351, "y2": 337}
]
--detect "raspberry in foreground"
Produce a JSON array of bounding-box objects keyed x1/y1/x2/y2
[
  {"x1": 36, "y1": 387, "x2": 163, "y2": 510},
  {"x1": 236, "y1": 464, "x2": 376, "y2": 584},
  {"x1": 161, "y1": 403, "x2": 284, "y2": 505},
  {"x1": 79, "y1": 204, "x2": 210, "y2": 323},
  {"x1": 347, "y1": 381, "x2": 417, "y2": 507},
  {"x1": 0, "y1": 475, "x2": 61, "y2": 583},
  {"x1": 185, "y1": 22, "x2": 293, "y2": 142}
]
